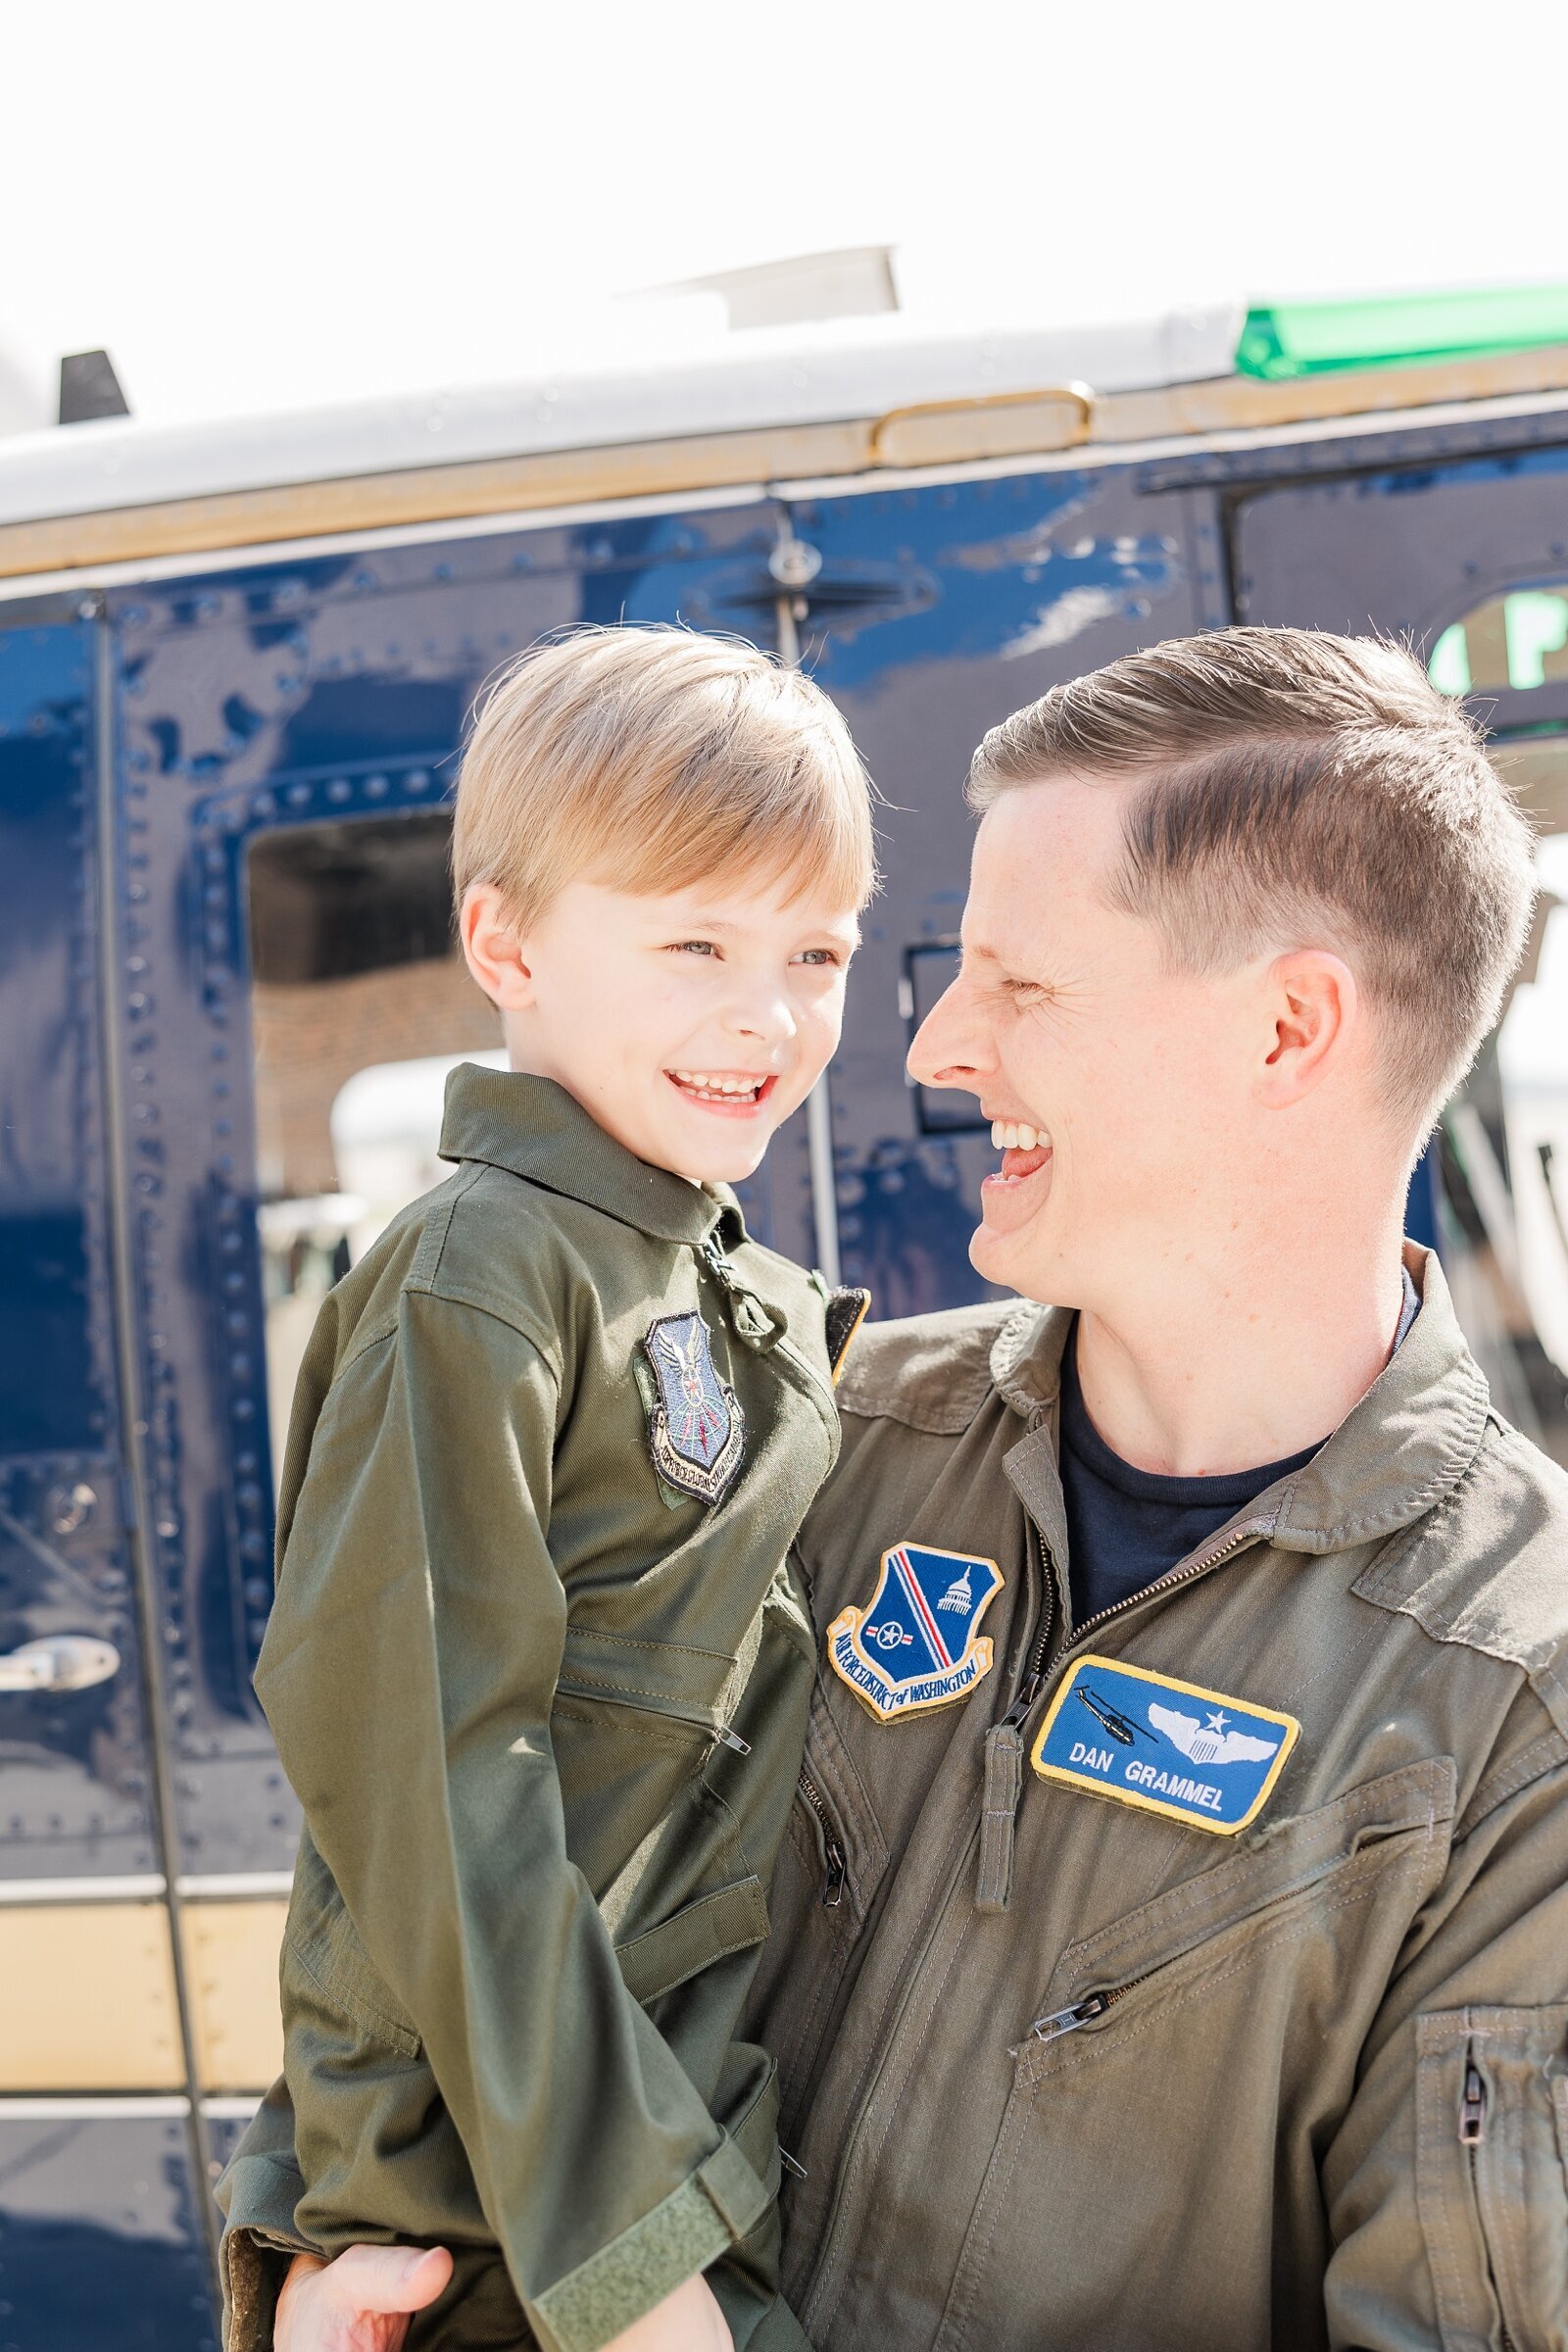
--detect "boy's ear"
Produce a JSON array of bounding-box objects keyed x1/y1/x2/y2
[{"x1": 461, "y1": 882, "x2": 536, "y2": 1010}]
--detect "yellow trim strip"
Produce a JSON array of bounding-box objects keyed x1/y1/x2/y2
[
  {"x1": 180, "y1": 1897, "x2": 287, "y2": 2093},
  {"x1": 0, "y1": 1901, "x2": 183, "y2": 2091},
  {"x1": 6, "y1": 341, "x2": 1568, "y2": 582}
]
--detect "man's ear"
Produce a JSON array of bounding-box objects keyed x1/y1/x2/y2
[
  {"x1": 1254, "y1": 949, "x2": 1358, "y2": 1110},
  {"x1": 460, "y1": 882, "x2": 536, "y2": 1010}
]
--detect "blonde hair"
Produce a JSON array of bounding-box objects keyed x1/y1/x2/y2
[
  {"x1": 968, "y1": 627, "x2": 1537, "y2": 1143},
  {"x1": 453, "y1": 625, "x2": 876, "y2": 925}
]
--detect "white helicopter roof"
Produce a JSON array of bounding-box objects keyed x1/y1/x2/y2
[{"x1": 0, "y1": 305, "x2": 1241, "y2": 529}]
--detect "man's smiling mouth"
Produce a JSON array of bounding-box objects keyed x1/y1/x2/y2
[{"x1": 984, "y1": 1114, "x2": 1054, "y2": 1191}]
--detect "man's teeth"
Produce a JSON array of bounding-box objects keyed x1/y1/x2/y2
[
  {"x1": 990, "y1": 1118, "x2": 1049, "y2": 1152},
  {"x1": 671, "y1": 1071, "x2": 763, "y2": 1100}
]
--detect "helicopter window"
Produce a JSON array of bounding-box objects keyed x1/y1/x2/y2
[
  {"x1": 1484, "y1": 740, "x2": 1568, "y2": 1394},
  {"x1": 1430, "y1": 586, "x2": 1568, "y2": 696},
  {"x1": 245, "y1": 815, "x2": 501, "y2": 1482}
]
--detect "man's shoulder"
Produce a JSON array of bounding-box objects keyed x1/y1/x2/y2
[
  {"x1": 836, "y1": 1298, "x2": 1032, "y2": 1436},
  {"x1": 1360, "y1": 1409, "x2": 1568, "y2": 1732}
]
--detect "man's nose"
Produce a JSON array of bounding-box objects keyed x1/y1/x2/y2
[{"x1": 907, "y1": 975, "x2": 991, "y2": 1097}]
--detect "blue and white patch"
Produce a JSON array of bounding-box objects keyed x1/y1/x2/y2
[
  {"x1": 643, "y1": 1311, "x2": 745, "y2": 1505},
  {"x1": 828, "y1": 1543, "x2": 1004, "y2": 1721},
  {"x1": 1032, "y1": 1655, "x2": 1299, "y2": 1835}
]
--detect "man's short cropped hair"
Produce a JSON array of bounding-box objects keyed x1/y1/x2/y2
[
  {"x1": 967, "y1": 626, "x2": 1537, "y2": 1141},
  {"x1": 453, "y1": 624, "x2": 876, "y2": 926}
]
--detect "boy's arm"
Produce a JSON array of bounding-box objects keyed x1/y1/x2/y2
[{"x1": 254, "y1": 1288, "x2": 768, "y2": 2352}]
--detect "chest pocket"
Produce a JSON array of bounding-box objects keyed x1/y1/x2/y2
[
  {"x1": 563, "y1": 1594, "x2": 810, "y2": 2012},
  {"x1": 1018, "y1": 1755, "x2": 1457, "y2": 2050}
]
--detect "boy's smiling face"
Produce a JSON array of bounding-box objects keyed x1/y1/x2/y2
[{"x1": 463, "y1": 871, "x2": 861, "y2": 1183}]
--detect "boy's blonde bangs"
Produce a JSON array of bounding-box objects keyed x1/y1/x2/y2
[{"x1": 453, "y1": 626, "x2": 876, "y2": 925}]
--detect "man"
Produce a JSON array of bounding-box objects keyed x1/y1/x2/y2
[{"x1": 224, "y1": 629, "x2": 1568, "y2": 2349}]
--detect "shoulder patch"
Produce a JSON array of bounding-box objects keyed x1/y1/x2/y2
[
  {"x1": 828, "y1": 1542, "x2": 1004, "y2": 1719},
  {"x1": 642, "y1": 1310, "x2": 745, "y2": 1505},
  {"x1": 1032, "y1": 1655, "x2": 1299, "y2": 1835},
  {"x1": 824, "y1": 1287, "x2": 872, "y2": 1386}
]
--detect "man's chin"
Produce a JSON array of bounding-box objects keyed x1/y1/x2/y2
[{"x1": 969, "y1": 1199, "x2": 1063, "y2": 1298}]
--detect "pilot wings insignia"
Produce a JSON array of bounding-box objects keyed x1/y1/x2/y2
[
  {"x1": 642, "y1": 1310, "x2": 745, "y2": 1505},
  {"x1": 1146, "y1": 1704, "x2": 1281, "y2": 1766}
]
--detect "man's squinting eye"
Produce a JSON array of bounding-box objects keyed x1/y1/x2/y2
[{"x1": 667, "y1": 940, "x2": 718, "y2": 956}]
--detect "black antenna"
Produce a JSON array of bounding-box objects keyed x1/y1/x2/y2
[{"x1": 59, "y1": 349, "x2": 129, "y2": 425}]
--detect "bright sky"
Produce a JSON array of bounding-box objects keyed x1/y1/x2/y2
[{"x1": 3, "y1": 0, "x2": 1567, "y2": 428}]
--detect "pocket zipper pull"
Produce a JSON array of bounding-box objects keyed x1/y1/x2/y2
[
  {"x1": 780, "y1": 2147, "x2": 808, "y2": 2181},
  {"x1": 717, "y1": 1724, "x2": 752, "y2": 1755},
  {"x1": 1459, "y1": 2057, "x2": 1488, "y2": 2145},
  {"x1": 976, "y1": 1722, "x2": 1024, "y2": 1913},
  {"x1": 1009, "y1": 1993, "x2": 1111, "y2": 2056},
  {"x1": 821, "y1": 1834, "x2": 847, "y2": 1907}
]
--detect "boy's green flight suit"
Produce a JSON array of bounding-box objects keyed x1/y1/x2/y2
[{"x1": 220, "y1": 1064, "x2": 860, "y2": 2352}]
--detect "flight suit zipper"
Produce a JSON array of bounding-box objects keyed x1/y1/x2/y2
[
  {"x1": 808, "y1": 1514, "x2": 1275, "y2": 2332},
  {"x1": 1010, "y1": 1980, "x2": 1151, "y2": 2051},
  {"x1": 798, "y1": 1769, "x2": 848, "y2": 1906},
  {"x1": 975, "y1": 1523, "x2": 1266, "y2": 1910},
  {"x1": 1458, "y1": 2047, "x2": 1517, "y2": 2352}
]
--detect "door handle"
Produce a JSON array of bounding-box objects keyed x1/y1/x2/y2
[{"x1": 0, "y1": 1636, "x2": 121, "y2": 1693}]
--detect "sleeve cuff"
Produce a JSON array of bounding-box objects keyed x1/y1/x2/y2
[
  {"x1": 220, "y1": 2217, "x2": 318, "y2": 2352},
  {"x1": 532, "y1": 2139, "x2": 770, "y2": 2352}
]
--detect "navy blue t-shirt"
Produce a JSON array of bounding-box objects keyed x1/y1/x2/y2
[{"x1": 1058, "y1": 1273, "x2": 1419, "y2": 1632}]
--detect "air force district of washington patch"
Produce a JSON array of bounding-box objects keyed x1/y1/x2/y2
[
  {"x1": 1032, "y1": 1655, "x2": 1299, "y2": 1834},
  {"x1": 828, "y1": 1544, "x2": 1004, "y2": 1720}
]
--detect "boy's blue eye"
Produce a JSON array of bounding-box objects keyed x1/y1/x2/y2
[{"x1": 794, "y1": 948, "x2": 842, "y2": 966}]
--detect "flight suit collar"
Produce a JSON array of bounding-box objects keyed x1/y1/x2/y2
[
  {"x1": 437, "y1": 1063, "x2": 743, "y2": 1250},
  {"x1": 991, "y1": 1244, "x2": 1491, "y2": 1559}
]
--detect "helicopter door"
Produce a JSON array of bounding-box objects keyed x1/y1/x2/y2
[
  {"x1": 0, "y1": 609, "x2": 216, "y2": 2346},
  {"x1": 1232, "y1": 439, "x2": 1568, "y2": 1459}
]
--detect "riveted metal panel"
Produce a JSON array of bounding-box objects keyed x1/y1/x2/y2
[
  {"x1": 100, "y1": 500, "x2": 801, "y2": 1880},
  {"x1": 787, "y1": 468, "x2": 1210, "y2": 1317},
  {"x1": 0, "y1": 617, "x2": 159, "y2": 1881},
  {"x1": 1232, "y1": 437, "x2": 1568, "y2": 652}
]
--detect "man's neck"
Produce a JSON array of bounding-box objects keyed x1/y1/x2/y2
[{"x1": 1072, "y1": 1206, "x2": 1410, "y2": 1480}]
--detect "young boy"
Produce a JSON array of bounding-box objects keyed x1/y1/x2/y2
[{"x1": 220, "y1": 627, "x2": 876, "y2": 2352}]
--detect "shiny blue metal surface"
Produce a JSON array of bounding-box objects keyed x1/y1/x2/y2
[
  {"x1": 99, "y1": 502, "x2": 795, "y2": 1883},
  {"x1": 789, "y1": 468, "x2": 1211, "y2": 1316},
  {"x1": 0, "y1": 2114, "x2": 219, "y2": 2350},
  {"x1": 0, "y1": 616, "x2": 157, "y2": 1879}
]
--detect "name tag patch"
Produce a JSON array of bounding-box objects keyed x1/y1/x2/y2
[
  {"x1": 1031, "y1": 1655, "x2": 1299, "y2": 1835},
  {"x1": 828, "y1": 1543, "x2": 1004, "y2": 1721}
]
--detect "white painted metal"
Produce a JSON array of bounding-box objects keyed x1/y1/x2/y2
[{"x1": 0, "y1": 309, "x2": 1243, "y2": 530}]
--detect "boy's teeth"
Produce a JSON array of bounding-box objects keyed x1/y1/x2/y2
[
  {"x1": 990, "y1": 1118, "x2": 1045, "y2": 1152},
  {"x1": 672, "y1": 1070, "x2": 761, "y2": 1099}
]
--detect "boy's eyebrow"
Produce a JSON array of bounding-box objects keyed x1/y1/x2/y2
[{"x1": 661, "y1": 913, "x2": 862, "y2": 939}]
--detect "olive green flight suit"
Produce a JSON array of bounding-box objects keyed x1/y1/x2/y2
[
  {"x1": 221, "y1": 1244, "x2": 1568, "y2": 2346},
  {"x1": 219, "y1": 1065, "x2": 858, "y2": 2352},
  {"x1": 752, "y1": 1245, "x2": 1568, "y2": 2349}
]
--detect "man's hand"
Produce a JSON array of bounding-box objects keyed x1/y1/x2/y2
[
  {"x1": 273, "y1": 2247, "x2": 731, "y2": 2352},
  {"x1": 275, "y1": 2244, "x2": 453, "y2": 2352}
]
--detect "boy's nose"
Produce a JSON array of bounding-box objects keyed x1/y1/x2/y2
[{"x1": 724, "y1": 985, "x2": 797, "y2": 1045}]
